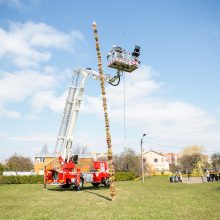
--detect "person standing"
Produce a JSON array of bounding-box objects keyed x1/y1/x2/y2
[
  {"x1": 214, "y1": 170, "x2": 218, "y2": 181},
  {"x1": 210, "y1": 170, "x2": 214, "y2": 182},
  {"x1": 187, "y1": 170, "x2": 191, "y2": 182},
  {"x1": 169, "y1": 171, "x2": 174, "y2": 183},
  {"x1": 178, "y1": 171, "x2": 183, "y2": 183},
  {"x1": 206, "y1": 170, "x2": 210, "y2": 182}
]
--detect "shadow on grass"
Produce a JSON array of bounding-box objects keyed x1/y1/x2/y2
[
  {"x1": 46, "y1": 185, "x2": 111, "y2": 200},
  {"x1": 47, "y1": 187, "x2": 75, "y2": 191},
  {"x1": 46, "y1": 185, "x2": 108, "y2": 191},
  {"x1": 83, "y1": 189, "x2": 111, "y2": 201}
]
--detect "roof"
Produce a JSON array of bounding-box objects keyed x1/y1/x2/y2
[
  {"x1": 35, "y1": 153, "x2": 95, "y2": 159},
  {"x1": 35, "y1": 153, "x2": 56, "y2": 158},
  {"x1": 77, "y1": 154, "x2": 95, "y2": 159},
  {"x1": 143, "y1": 150, "x2": 166, "y2": 158}
]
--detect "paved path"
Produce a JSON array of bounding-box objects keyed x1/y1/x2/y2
[{"x1": 182, "y1": 177, "x2": 207, "y2": 183}]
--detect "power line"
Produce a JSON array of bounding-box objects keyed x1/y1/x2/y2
[{"x1": 123, "y1": 72, "x2": 127, "y2": 149}]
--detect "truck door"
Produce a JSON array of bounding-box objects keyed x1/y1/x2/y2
[{"x1": 100, "y1": 162, "x2": 105, "y2": 172}]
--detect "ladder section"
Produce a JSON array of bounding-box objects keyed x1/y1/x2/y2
[{"x1": 55, "y1": 72, "x2": 79, "y2": 155}]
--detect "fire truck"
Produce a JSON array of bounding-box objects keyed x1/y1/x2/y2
[
  {"x1": 45, "y1": 155, "x2": 110, "y2": 189},
  {"x1": 44, "y1": 45, "x2": 141, "y2": 190}
]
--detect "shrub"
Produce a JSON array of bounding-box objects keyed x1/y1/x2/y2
[
  {"x1": 1, "y1": 172, "x2": 136, "y2": 184},
  {"x1": 115, "y1": 171, "x2": 136, "y2": 181},
  {"x1": 0, "y1": 175, "x2": 4, "y2": 184},
  {"x1": 1, "y1": 175, "x2": 44, "y2": 184}
]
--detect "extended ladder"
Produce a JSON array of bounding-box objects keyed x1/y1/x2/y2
[{"x1": 54, "y1": 70, "x2": 88, "y2": 162}]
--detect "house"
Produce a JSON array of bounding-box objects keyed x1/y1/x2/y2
[
  {"x1": 143, "y1": 150, "x2": 169, "y2": 174},
  {"x1": 90, "y1": 152, "x2": 107, "y2": 160},
  {"x1": 34, "y1": 153, "x2": 56, "y2": 175}
]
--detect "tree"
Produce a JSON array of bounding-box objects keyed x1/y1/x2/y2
[
  {"x1": 5, "y1": 154, "x2": 34, "y2": 172},
  {"x1": 0, "y1": 163, "x2": 5, "y2": 175},
  {"x1": 97, "y1": 155, "x2": 108, "y2": 161},
  {"x1": 72, "y1": 145, "x2": 88, "y2": 154},
  {"x1": 179, "y1": 145, "x2": 208, "y2": 172},
  {"x1": 193, "y1": 160, "x2": 204, "y2": 176},
  {"x1": 113, "y1": 148, "x2": 143, "y2": 176},
  {"x1": 40, "y1": 144, "x2": 49, "y2": 155},
  {"x1": 211, "y1": 152, "x2": 220, "y2": 170},
  {"x1": 169, "y1": 163, "x2": 182, "y2": 173}
]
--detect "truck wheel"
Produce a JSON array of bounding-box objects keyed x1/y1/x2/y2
[
  {"x1": 61, "y1": 184, "x2": 71, "y2": 189},
  {"x1": 92, "y1": 182, "x2": 100, "y2": 187},
  {"x1": 75, "y1": 177, "x2": 84, "y2": 190},
  {"x1": 103, "y1": 178, "x2": 110, "y2": 187}
]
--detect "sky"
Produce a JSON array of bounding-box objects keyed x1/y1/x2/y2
[{"x1": 0, "y1": 0, "x2": 220, "y2": 161}]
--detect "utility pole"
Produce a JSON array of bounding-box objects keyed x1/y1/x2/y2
[{"x1": 140, "y1": 133, "x2": 146, "y2": 183}]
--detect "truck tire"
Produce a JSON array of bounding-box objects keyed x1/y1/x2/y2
[
  {"x1": 103, "y1": 178, "x2": 110, "y2": 187},
  {"x1": 61, "y1": 178, "x2": 71, "y2": 188},
  {"x1": 92, "y1": 182, "x2": 100, "y2": 187},
  {"x1": 61, "y1": 184, "x2": 71, "y2": 189}
]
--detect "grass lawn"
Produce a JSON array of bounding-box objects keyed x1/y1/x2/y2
[{"x1": 0, "y1": 176, "x2": 219, "y2": 220}]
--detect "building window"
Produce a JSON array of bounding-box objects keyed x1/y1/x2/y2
[
  {"x1": 39, "y1": 169, "x2": 44, "y2": 175},
  {"x1": 154, "y1": 158, "x2": 158, "y2": 163},
  {"x1": 143, "y1": 158, "x2": 146, "y2": 163},
  {"x1": 36, "y1": 157, "x2": 45, "y2": 163}
]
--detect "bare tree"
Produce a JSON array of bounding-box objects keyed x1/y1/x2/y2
[
  {"x1": 40, "y1": 144, "x2": 49, "y2": 155},
  {"x1": 6, "y1": 154, "x2": 34, "y2": 172},
  {"x1": 211, "y1": 152, "x2": 220, "y2": 170},
  {"x1": 97, "y1": 156, "x2": 108, "y2": 161},
  {"x1": 72, "y1": 144, "x2": 88, "y2": 154},
  {"x1": 113, "y1": 148, "x2": 143, "y2": 176}
]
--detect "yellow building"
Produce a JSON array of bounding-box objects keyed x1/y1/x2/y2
[
  {"x1": 34, "y1": 153, "x2": 95, "y2": 175},
  {"x1": 34, "y1": 154, "x2": 56, "y2": 175}
]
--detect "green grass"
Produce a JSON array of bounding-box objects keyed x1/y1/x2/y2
[{"x1": 0, "y1": 177, "x2": 219, "y2": 220}]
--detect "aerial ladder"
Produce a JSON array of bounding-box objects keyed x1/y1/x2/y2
[{"x1": 44, "y1": 28, "x2": 141, "y2": 190}]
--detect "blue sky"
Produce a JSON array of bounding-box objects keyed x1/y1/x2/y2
[{"x1": 0, "y1": 0, "x2": 220, "y2": 161}]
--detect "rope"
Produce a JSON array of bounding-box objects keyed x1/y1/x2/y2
[{"x1": 123, "y1": 72, "x2": 127, "y2": 149}]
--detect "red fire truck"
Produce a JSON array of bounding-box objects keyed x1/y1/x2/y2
[{"x1": 44, "y1": 156, "x2": 109, "y2": 189}]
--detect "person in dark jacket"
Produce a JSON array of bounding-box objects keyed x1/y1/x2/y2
[
  {"x1": 214, "y1": 170, "x2": 218, "y2": 181},
  {"x1": 210, "y1": 170, "x2": 214, "y2": 182},
  {"x1": 187, "y1": 170, "x2": 191, "y2": 182}
]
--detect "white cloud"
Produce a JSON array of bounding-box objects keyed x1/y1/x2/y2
[
  {"x1": 0, "y1": 106, "x2": 21, "y2": 118},
  {"x1": 1, "y1": 61, "x2": 219, "y2": 152},
  {"x1": 82, "y1": 65, "x2": 220, "y2": 149},
  {"x1": 0, "y1": 21, "x2": 83, "y2": 118},
  {"x1": 0, "y1": 69, "x2": 56, "y2": 103},
  {"x1": 0, "y1": 132, "x2": 8, "y2": 138},
  {"x1": 30, "y1": 90, "x2": 67, "y2": 113},
  {"x1": 0, "y1": 66, "x2": 75, "y2": 119},
  {"x1": 8, "y1": 132, "x2": 56, "y2": 142},
  {"x1": 0, "y1": 69, "x2": 58, "y2": 118},
  {"x1": 0, "y1": 0, "x2": 44, "y2": 11},
  {"x1": 0, "y1": 21, "x2": 84, "y2": 67}
]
